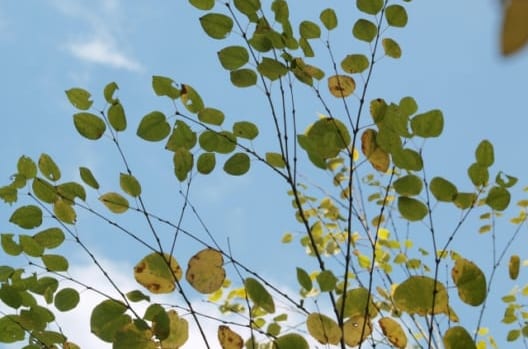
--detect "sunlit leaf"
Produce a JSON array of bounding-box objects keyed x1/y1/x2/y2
[
  {"x1": 54, "y1": 288, "x2": 79, "y2": 312},
  {"x1": 382, "y1": 38, "x2": 402, "y2": 58},
  {"x1": 42, "y1": 254, "x2": 69, "y2": 272},
  {"x1": 90, "y1": 299, "x2": 131, "y2": 342},
  {"x1": 181, "y1": 84, "x2": 204, "y2": 113},
  {"x1": 443, "y1": 326, "x2": 477, "y2": 349},
  {"x1": 99, "y1": 192, "x2": 129, "y2": 214},
  {"x1": 224, "y1": 153, "x2": 250, "y2": 176},
  {"x1": 399, "y1": 96, "x2": 418, "y2": 116},
  {"x1": 328, "y1": 75, "x2": 355, "y2": 97},
  {"x1": 230, "y1": 69, "x2": 258, "y2": 87},
  {"x1": 393, "y1": 175, "x2": 422, "y2": 196},
  {"x1": 485, "y1": 186, "x2": 510, "y2": 211},
  {"x1": 73, "y1": 113, "x2": 106, "y2": 140},
  {"x1": 53, "y1": 199, "x2": 76, "y2": 224},
  {"x1": 134, "y1": 253, "x2": 182, "y2": 294},
  {"x1": 265, "y1": 152, "x2": 286, "y2": 168},
  {"x1": 501, "y1": 0, "x2": 528, "y2": 55},
  {"x1": 126, "y1": 290, "x2": 150, "y2": 303},
  {"x1": 108, "y1": 102, "x2": 127, "y2": 132},
  {"x1": 430, "y1": 177, "x2": 458, "y2": 202},
  {"x1": 274, "y1": 333, "x2": 309, "y2": 349},
  {"x1": 385, "y1": 5, "x2": 408, "y2": 27},
  {"x1": 200, "y1": 13, "x2": 233, "y2": 39},
  {"x1": 296, "y1": 267, "x2": 312, "y2": 291},
  {"x1": 306, "y1": 313, "x2": 341, "y2": 345},
  {"x1": 320, "y1": 8, "x2": 337, "y2": 30},
  {"x1": 218, "y1": 325, "x2": 243, "y2": 349},
  {"x1": 451, "y1": 258, "x2": 486, "y2": 306},
  {"x1": 161, "y1": 310, "x2": 189, "y2": 348},
  {"x1": 152, "y1": 76, "x2": 180, "y2": 99},
  {"x1": 393, "y1": 276, "x2": 449, "y2": 316},
  {"x1": 10, "y1": 205, "x2": 42, "y2": 229},
  {"x1": 411, "y1": 110, "x2": 443, "y2": 137},
  {"x1": 38, "y1": 153, "x2": 61, "y2": 182},
  {"x1": 65, "y1": 88, "x2": 93, "y2": 110},
  {"x1": 217, "y1": 46, "x2": 249, "y2": 70},
  {"x1": 509, "y1": 255, "x2": 520, "y2": 280},
  {"x1": 186, "y1": 248, "x2": 225, "y2": 294},
  {"x1": 79, "y1": 167, "x2": 99, "y2": 189},
  {"x1": 245, "y1": 277, "x2": 275, "y2": 314},
  {"x1": 352, "y1": 19, "x2": 377, "y2": 42},
  {"x1": 341, "y1": 54, "x2": 369, "y2": 74},
  {"x1": 0, "y1": 315, "x2": 25, "y2": 343},
  {"x1": 379, "y1": 317, "x2": 407, "y2": 349},
  {"x1": 137, "y1": 111, "x2": 171, "y2": 142},
  {"x1": 343, "y1": 316, "x2": 372, "y2": 347},
  {"x1": 316, "y1": 270, "x2": 337, "y2": 292},
  {"x1": 336, "y1": 287, "x2": 378, "y2": 319}
]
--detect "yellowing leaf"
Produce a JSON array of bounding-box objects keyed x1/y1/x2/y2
[
  {"x1": 343, "y1": 316, "x2": 372, "y2": 347},
  {"x1": 134, "y1": 253, "x2": 182, "y2": 294},
  {"x1": 451, "y1": 258, "x2": 486, "y2": 306},
  {"x1": 393, "y1": 276, "x2": 449, "y2": 316},
  {"x1": 361, "y1": 128, "x2": 390, "y2": 172},
  {"x1": 161, "y1": 310, "x2": 189, "y2": 348},
  {"x1": 379, "y1": 317, "x2": 407, "y2": 349},
  {"x1": 217, "y1": 325, "x2": 243, "y2": 349},
  {"x1": 501, "y1": 0, "x2": 528, "y2": 55},
  {"x1": 509, "y1": 255, "x2": 520, "y2": 280},
  {"x1": 443, "y1": 326, "x2": 477, "y2": 349},
  {"x1": 99, "y1": 192, "x2": 129, "y2": 214},
  {"x1": 306, "y1": 313, "x2": 341, "y2": 345},
  {"x1": 328, "y1": 75, "x2": 355, "y2": 97},
  {"x1": 186, "y1": 248, "x2": 225, "y2": 294}
]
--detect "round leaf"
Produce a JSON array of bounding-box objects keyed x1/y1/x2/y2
[
  {"x1": 385, "y1": 5, "x2": 408, "y2": 27},
  {"x1": 274, "y1": 334, "x2": 308, "y2": 349},
  {"x1": 189, "y1": 0, "x2": 214, "y2": 10},
  {"x1": 398, "y1": 196, "x2": 427, "y2": 221},
  {"x1": 393, "y1": 276, "x2": 449, "y2": 316},
  {"x1": 54, "y1": 288, "x2": 80, "y2": 312},
  {"x1": 198, "y1": 108, "x2": 225, "y2": 126},
  {"x1": 137, "y1": 111, "x2": 170, "y2": 142},
  {"x1": 379, "y1": 317, "x2": 407, "y2": 349},
  {"x1": 382, "y1": 38, "x2": 402, "y2": 58},
  {"x1": 42, "y1": 254, "x2": 69, "y2": 272},
  {"x1": 320, "y1": 8, "x2": 337, "y2": 30},
  {"x1": 217, "y1": 46, "x2": 249, "y2": 70},
  {"x1": 430, "y1": 177, "x2": 458, "y2": 202},
  {"x1": 161, "y1": 310, "x2": 189, "y2": 348},
  {"x1": 223, "y1": 153, "x2": 250, "y2": 176},
  {"x1": 230, "y1": 69, "x2": 257, "y2": 87},
  {"x1": 411, "y1": 110, "x2": 444, "y2": 138},
  {"x1": 357, "y1": 0, "x2": 383, "y2": 15},
  {"x1": 299, "y1": 20, "x2": 321, "y2": 39},
  {"x1": 233, "y1": 121, "x2": 259, "y2": 140},
  {"x1": 306, "y1": 313, "x2": 341, "y2": 345},
  {"x1": 343, "y1": 316, "x2": 372, "y2": 347},
  {"x1": 10, "y1": 205, "x2": 42, "y2": 229},
  {"x1": 152, "y1": 75, "x2": 180, "y2": 99},
  {"x1": 328, "y1": 75, "x2": 355, "y2": 97},
  {"x1": 218, "y1": 325, "x2": 243, "y2": 349},
  {"x1": 341, "y1": 54, "x2": 369, "y2": 74},
  {"x1": 475, "y1": 140, "x2": 494, "y2": 167},
  {"x1": 352, "y1": 19, "x2": 377, "y2": 42},
  {"x1": 38, "y1": 153, "x2": 61, "y2": 182},
  {"x1": 186, "y1": 248, "x2": 225, "y2": 294},
  {"x1": 197, "y1": 152, "x2": 216, "y2": 174},
  {"x1": 485, "y1": 186, "x2": 511, "y2": 211},
  {"x1": 134, "y1": 253, "x2": 182, "y2": 294},
  {"x1": 90, "y1": 299, "x2": 131, "y2": 342},
  {"x1": 443, "y1": 326, "x2": 477, "y2": 349},
  {"x1": 73, "y1": 113, "x2": 106, "y2": 140},
  {"x1": 467, "y1": 163, "x2": 489, "y2": 187},
  {"x1": 65, "y1": 88, "x2": 93, "y2": 110},
  {"x1": 336, "y1": 287, "x2": 378, "y2": 319},
  {"x1": 451, "y1": 258, "x2": 487, "y2": 306},
  {"x1": 199, "y1": 13, "x2": 233, "y2": 39},
  {"x1": 393, "y1": 175, "x2": 422, "y2": 196},
  {"x1": 257, "y1": 57, "x2": 288, "y2": 81}
]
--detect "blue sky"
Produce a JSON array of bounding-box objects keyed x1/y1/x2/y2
[{"x1": 0, "y1": 1, "x2": 527, "y2": 348}]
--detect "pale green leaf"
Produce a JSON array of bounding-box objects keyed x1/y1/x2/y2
[
  {"x1": 99, "y1": 192, "x2": 129, "y2": 214},
  {"x1": 233, "y1": 121, "x2": 259, "y2": 140},
  {"x1": 137, "y1": 111, "x2": 171, "y2": 142},
  {"x1": 10, "y1": 205, "x2": 42, "y2": 229},
  {"x1": 42, "y1": 254, "x2": 69, "y2": 272},
  {"x1": 65, "y1": 88, "x2": 93, "y2": 110},
  {"x1": 120, "y1": 173, "x2": 142, "y2": 197},
  {"x1": 38, "y1": 153, "x2": 61, "y2": 182},
  {"x1": 54, "y1": 288, "x2": 80, "y2": 312},
  {"x1": 199, "y1": 13, "x2": 233, "y2": 39},
  {"x1": 152, "y1": 76, "x2": 180, "y2": 99},
  {"x1": 108, "y1": 102, "x2": 127, "y2": 132},
  {"x1": 245, "y1": 277, "x2": 275, "y2": 314},
  {"x1": 352, "y1": 19, "x2": 377, "y2": 42},
  {"x1": 217, "y1": 46, "x2": 249, "y2": 70},
  {"x1": 341, "y1": 54, "x2": 369, "y2": 74},
  {"x1": 73, "y1": 113, "x2": 106, "y2": 140}
]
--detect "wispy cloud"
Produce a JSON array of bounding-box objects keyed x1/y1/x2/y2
[{"x1": 51, "y1": 0, "x2": 142, "y2": 72}]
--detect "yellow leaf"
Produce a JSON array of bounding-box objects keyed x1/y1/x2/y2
[
  {"x1": 133, "y1": 253, "x2": 182, "y2": 294},
  {"x1": 186, "y1": 248, "x2": 226, "y2": 294},
  {"x1": 379, "y1": 317, "x2": 407, "y2": 349},
  {"x1": 328, "y1": 75, "x2": 356, "y2": 97},
  {"x1": 502, "y1": 0, "x2": 528, "y2": 55},
  {"x1": 343, "y1": 316, "x2": 372, "y2": 347},
  {"x1": 161, "y1": 310, "x2": 189, "y2": 348},
  {"x1": 218, "y1": 325, "x2": 243, "y2": 349},
  {"x1": 306, "y1": 313, "x2": 342, "y2": 345}
]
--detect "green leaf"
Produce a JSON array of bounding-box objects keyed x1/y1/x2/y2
[
  {"x1": 451, "y1": 258, "x2": 486, "y2": 306},
  {"x1": 126, "y1": 290, "x2": 151, "y2": 303},
  {"x1": 42, "y1": 254, "x2": 68, "y2": 272},
  {"x1": 299, "y1": 20, "x2": 321, "y2": 39},
  {"x1": 53, "y1": 199, "x2": 77, "y2": 224},
  {"x1": 271, "y1": 0, "x2": 288, "y2": 23},
  {"x1": 507, "y1": 329, "x2": 521, "y2": 342},
  {"x1": 411, "y1": 110, "x2": 443, "y2": 137},
  {"x1": 392, "y1": 148, "x2": 423, "y2": 171},
  {"x1": 161, "y1": 310, "x2": 189, "y2": 348},
  {"x1": 230, "y1": 69, "x2": 258, "y2": 88},
  {"x1": 38, "y1": 153, "x2": 61, "y2": 181},
  {"x1": 65, "y1": 88, "x2": 93, "y2": 110},
  {"x1": 467, "y1": 163, "x2": 489, "y2": 187},
  {"x1": 296, "y1": 267, "x2": 312, "y2": 291},
  {"x1": 137, "y1": 111, "x2": 171, "y2": 142},
  {"x1": 173, "y1": 148, "x2": 194, "y2": 181},
  {"x1": 341, "y1": 54, "x2": 369, "y2": 74},
  {"x1": 103, "y1": 81, "x2": 119, "y2": 104},
  {"x1": 199, "y1": 13, "x2": 233, "y2": 39},
  {"x1": 198, "y1": 108, "x2": 225, "y2": 126},
  {"x1": 19, "y1": 234, "x2": 44, "y2": 257},
  {"x1": 443, "y1": 326, "x2": 477, "y2": 349},
  {"x1": 10, "y1": 205, "x2": 42, "y2": 229},
  {"x1": 217, "y1": 46, "x2": 249, "y2": 70},
  {"x1": 99, "y1": 192, "x2": 129, "y2": 214},
  {"x1": 73, "y1": 113, "x2": 106, "y2": 140},
  {"x1": 244, "y1": 277, "x2": 275, "y2": 314},
  {"x1": 180, "y1": 84, "x2": 204, "y2": 113},
  {"x1": 357, "y1": 0, "x2": 383, "y2": 14},
  {"x1": 57, "y1": 182, "x2": 86, "y2": 202},
  {"x1": 398, "y1": 196, "x2": 427, "y2": 221},
  {"x1": 475, "y1": 140, "x2": 494, "y2": 167},
  {"x1": 33, "y1": 228, "x2": 65, "y2": 249},
  {"x1": 1, "y1": 234, "x2": 22, "y2": 256},
  {"x1": 257, "y1": 57, "x2": 288, "y2": 81},
  {"x1": 54, "y1": 288, "x2": 80, "y2": 312},
  {"x1": 0, "y1": 315, "x2": 25, "y2": 343},
  {"x1": 393, "y1": 175, "x2": 422, "y2": 196},
  {"x1": 336, "y1": 287, "x2": 378, "y2": 318},
  {"x1": 90, "y1": 299, "x2": 131, "y2": 342},
  {"x1": 485, "y1": 186, "x2": 510, "y2": 211},
  {"x1": 509, "y1": 255, "x2": 520, "y2": 280},
  {"x1": 382, "y1": 38, "x2": 402, "y2": 58},
  {"x1": 320, "y1": 8, "x2": 337, "y2": 30},
  {"x1": 0, "y1": 285, "x2": 22, "y2": 309},
  {"x1": 299, "y1": 37, "x2": 314, "y2": 57},
  {"x1": 152, "y1": 76, "x2": 180, "y2": 99},
  {"x1": 108, "y1": 102, "x2": 127, "y2": 132},
  {"x1": 166, "y1": 120, "x2": 197, "y2": 151},
  {"x1": 234, "y1": 0, "x2": 261, "y2": 17},
  {"x1": 0, "y1": 185, "x2": 17, "y2": 204},
  {"x1": 120, "y1": 173, "x2": 142, "y2": 197},
  {"x1": 306, "y1": 313, "x2": 341, "y2": 345},
  {"x1": 197, "y1": 153, "x2": 216, "y2": 174},
  {"x1": 274, "y1": 333, "x2": 309, "y2": 349},
  {"x1": 352, "y1": 19, "x2": 377, "y2": 42},
  {"x1": 265, "y1": 152, "x2": 286, "y2": 168},
  {"x1": 233, "y1": 121, "x2": 259, "y2": 140},
  {"x1": 114, "y1": 323, "x2": 157, "y2": 349},
  {"x1": 393, "y1": 276, "x2": 449, "y2": 316},
  {"x1": 385, "y1": 5, "x2": 408, "y2": 27},
  {"x1": 454, "y1": 192, "x2": 477, "y2": 209},
  {"x1": 399, "y1": 96, "x2": 418, "y2": 116},
  {"x1": 223, "y1": 153, "x2": 250, "y2": 176},
  {"x1": 430, "y1": 177, "x2": 458, "y2": 202},
  {"x1": 496, "y1": 171, "x2": 518, "y2": 188},
  {"x1": 316, "y1": 270, "x2": 337, "y2": 292},
  {"x1": 189, "y1": 0, "x2": 214, "y2": 10},
  {"x1": 17, "y1": 156, "x2": 37, "y2": 179},
  {"x1": 79, "y1": 167, "x2": 100, "y2": 189},
  {"x1": 209, "y1": 131, "x2": 236, "y2": 153}
]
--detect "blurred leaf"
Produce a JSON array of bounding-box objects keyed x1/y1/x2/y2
[
  {"x1": 186, "y1": 248, "x2": 225, "y2": 294},
  {"x1": 173, "y1": 148, "x2": 193, "y2": 181},
  {"x1": 352, "y1": 19, "x2": 377, "y2": 42},
  {"x1": 245, "y1": 277, "x2": 275, "y2": 314},
  {"x1": 361, "y1": 129, "x2": 390, "y2": 172},
  {"x1": 443, "y1": 326, "x2": 477, "y2": 349},
  {"x1": 316, "y1": 270, "x2": 337, "y2": 292},
  {"x1": 103, "y1": 81, "x2": 119, "y2": 104},
  {"x1": 10, "y1": 205, "x2": 42, "y2": 229},
  {"x1": 217, "y1": 325, "x2": 243, "y2": 349},
  {"x1": 411, "y1": 110, "x2": 443, "y2": 137},
  {"x1": 454, "y1": 192, "x2": 477, "y2": 209},
  {"x1": 137, "y1": 111, "x2": 171, "y2": 142},
  {"x1": 54, "y1": 288, "x2": 79, "y2": 311},
  {"x1": 341, "y1": 54, "x2": 369, "y2": 74},
  {"x1": 343, "y1": 316, "x2": 372, "y2": 347},
  {"x1": 73, "y1": 113, "x2": 106, "y2": 140},
  {"x1": 273, "y1": 333, "x2": 308, "y2": 349},
  {"x1": 134, "y1": 253, "x2": 182, "y2": 294},
  {"x1": 385, "y1": 5, "x2": 408, "y2": 27},
  {"x1": 189, "y1": 0, "x2": 214, "y2": 10},
  {"x1": 393, "y1": 175, "x2": 422, "y2": 196},
  {"x1": 468, "y1": 163, "x2": 489, "y2": 187},
  {"x1": 1, "y1": 234, "x2": 22, "y2": 256},
  {"x1": 17, "y1": 156, "x2": 37, "y2": 179},
  {"x1": 320, "y1": 8, "x2": 337, "y2": 30},
  {"x1": 306, "y1": 313, "x2": 341, "y2": 345},
  {"x1": 265, "y1": 152, "x2": 286, "y2": 168},
  {"x1": 296, "y1": 267, "x2": 312, "y2": 291},
  {"x1": 65, "y1": 88, "x2": 93, "y2": 110},
  {"x1": 0, "y1": 315, "x2": 25, "y2": 342},
  {"x1": 336, "y1": 287, "x2": 378, "y2": 319},
  {"x1": 217, "y1": 46, "x2": 249, "y2": 70},
  {"x1": 379, "y1": 317, "x2": 407, "y2": 349},
  {"x1": 224, "y1": 153, "x2": 250, "y2": 176},
  {"x1": 451, "y1": 258, "x2": 486, "y2": 306},
  {"x1": 198, "y1": 108, "x2": 225, "y2": 126},
  {"x1": 257, "y1": 57, "x2": 288, "y2": 81},
  {"x1": 90, "y1": 299, "x2": 131, "y2": 342},
  {"x1": 509, "y1": 255, "x2": 520, "y2": 280},
  {"x1": 496, "y1": 171, "x2": 518, "y2": 188},
  {"x1": 197, "y1": 153, "x2": 216, "y2": 174},
  {"x1": 501, "y1": 0, "x2": 528, "y2": 55},
  {"x1": 393, "y1": 276, "x2": 449, "y2": 316},
  {"x1": 233, "y1": 121, "x2": 259, "y2": 140},
  {"x1": 399, "y1": 96, "x2": 418, "y2": 116},
  {"x1": 430, "y1": 177, "x2": 458, "y2": 202},
  {"x1": 485, "y1": 186, "x2": 510, "y2": 211},
  {"x1": 299, "y1": 20, "x2": 321, "y2": 39},
  {"x1": 114, "y1": 323, "x2": 156, "y2": 349},
  {"x1": 161, "y1": 310, "x2": 189, "y2": 348},
  {"x1": 200, "y1": 13, "x2": 233, "y2": 39},
  {"x1": 357, "y1": 0, "x2": 383, "y2": 14},
  {"x1": 99, "y1": 192, "x2": 129, "y2": 214}
]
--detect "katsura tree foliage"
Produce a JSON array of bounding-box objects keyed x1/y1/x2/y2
[{"x1": 1, "y1": 1, "x2": 528, "y2": 349}]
